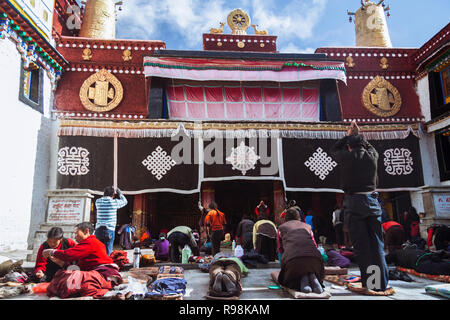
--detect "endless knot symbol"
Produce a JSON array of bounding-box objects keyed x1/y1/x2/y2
[
  {"x1": 142, "y1": 146, "x2": 177, "y2": 180},
  {"x1": 57, "y1": 147, "x2": 90, "y2": 176},
  {"x1": 304, "y1": 147, "x2": 337, "y2": 181},
  {"x1": 383, "y1": 148, "x2": 413, "y2": 175},
  {"x1": 226, "y1": 141, "x2": 260, "y2": 176}
]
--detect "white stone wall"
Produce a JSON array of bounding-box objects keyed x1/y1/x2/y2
[
  {"x1": 416, "y1": 75, "x2": 431, "y2": 122},
  {"x1": 0, "y1": 38, "x2": 55, "y2": 251}
]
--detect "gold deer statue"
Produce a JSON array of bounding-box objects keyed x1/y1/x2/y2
[
  {"x1": 251, "y1": 24, "x2": 268, "y2": 35},
  {"x1": 210, "y1": 22, "x2": 225, "y2": 34}
]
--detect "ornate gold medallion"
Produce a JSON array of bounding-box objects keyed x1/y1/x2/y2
[
  {"x1": 79, "y1": 69, "x2": 123, "y2": 112},
  {"x1": 362, "y1": 76, "x2": 401, "y2": 117},
  {"x1": 227, "y1": 9, "x2": 250, "y2": 35}
]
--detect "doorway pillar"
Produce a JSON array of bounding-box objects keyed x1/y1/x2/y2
[
  {"x1": 132, "y1": 194, "x2": 147, "y2": 240},
  {"x1": 273, "y1": 181, "x2": 285, "y2": 225}
]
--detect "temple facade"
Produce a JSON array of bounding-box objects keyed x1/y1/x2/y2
[{"x1": 0, "y1": 0, "x2": 448, "y2": 254}]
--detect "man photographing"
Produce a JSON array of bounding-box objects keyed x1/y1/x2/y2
[
  {"x1": 94, "y1": 186, "x2": 128, "y2": 255},
  {"x1": 331, "y1": 121, "x2": 390, "y2": 292}
]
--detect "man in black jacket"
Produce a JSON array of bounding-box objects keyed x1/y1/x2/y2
[{"x1": 331, "y1": 121, "x2": 389, "y2": 292}]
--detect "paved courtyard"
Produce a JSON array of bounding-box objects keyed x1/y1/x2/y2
[{"x1": 1, "y1": 249, "x2": 447, "y2": 301}]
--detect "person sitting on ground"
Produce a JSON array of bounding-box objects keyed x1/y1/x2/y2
[
  {"x1": 167, "y1": 226, "x2": 198, "y2": 263},
  {"x1": 42, "y1": 222, "x2": 122, "y2": 283},
  {"x1": 235, "y1": 214, "x2": 255, "y2": 253},
  {"x1": 382, "y1": 220, "x2": 405, "y2": 253},
  {"x1": 154, "y1": 233, "x2": 169, "y2": 261},
  {"x1": 277, "y1": 208, "x2": 324, "y2": 294},
  {"x1": 34, "y1": 227, "x2": 77, "y2": 282},
  {"x1": 253, "y1": 213, "x2": 278, "y2": 261}
]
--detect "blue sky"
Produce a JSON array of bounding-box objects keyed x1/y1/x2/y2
[{"x1": 115, "y1": 0, "x2": 450, "y2": 53}]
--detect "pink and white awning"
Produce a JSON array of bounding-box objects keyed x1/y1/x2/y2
[{"x1": 143, "y1": 56, "x2": 346, "y2": 83}]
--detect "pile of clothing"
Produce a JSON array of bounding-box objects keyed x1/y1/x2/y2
[
  {"x1": 109, "y1": 251, "x2": 129, "y2": 270},
  {"x1": 46, "y1": 269, "x2": 114, "y2": 299},
  {"x1": 145, "y1": 266, "x2": 186, "y2": 299},
  {"x1": 240, "y1": 249, "x2": 269, "y2": 268},
  {"x1": 188, "y1": 255, "x2": 214, "y2": 264},
  {"x1": 326, "y1": 250, "x2": 351, "y2": 269}
]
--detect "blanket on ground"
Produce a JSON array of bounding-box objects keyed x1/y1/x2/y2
[{"x1": 396, "y1": 267, "x2": 450, "y2": 283}]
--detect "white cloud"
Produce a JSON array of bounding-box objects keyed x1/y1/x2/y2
[
  {"x1": 250, "y1": 0, "x2": 327, "y2": 40},
  {"x1": 115, "y1": 0, "x2": 328, "y2": 49},
  {"x1": 279, "y1": 43, "x2": 316, "y2": 54}
]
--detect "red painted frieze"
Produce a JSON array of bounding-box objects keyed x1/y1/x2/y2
[
  {"x1": 316, "y1": 47, "x2": 423, "y2": 123},
  {"x1": 53, "y1": 36, "x2": 166, "y2": 118}
]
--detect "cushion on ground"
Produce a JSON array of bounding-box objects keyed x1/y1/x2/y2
[
  {"x1": 324, "y1": 266, "x2": 348, "y2": 275},
  {"x1": 270, "y1": 271, "x2": 331, "y2": 299},
  {"x1": 345, "y1": 282, "x2": 395, "y2": 296},
  {"x1": 425, "y1": 284, "x2": 450, "y2": 299}
]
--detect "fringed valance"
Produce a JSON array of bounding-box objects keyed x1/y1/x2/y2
[{"x1": 58, "y1": 120, "x2": 421, "y2": 141}]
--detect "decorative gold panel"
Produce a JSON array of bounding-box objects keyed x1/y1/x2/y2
[
  {"x1": 362, "y1": 76, "x2": 401, "y2": 117},
  {"x1": 79, "y1": 69, "x2": 123, "y2": 112}
]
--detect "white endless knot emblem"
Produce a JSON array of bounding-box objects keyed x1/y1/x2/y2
[
  {"x1": 57, "y1": 147, "x2": 90, "y2": 176},
  {"x1": 142, "y1": 146, "x2": 177, "y2": 180},
  {"x1": 304, "y1": 147, "x2": 337, "y2": 181},
  {"x1": 226, "y1": 141, "x2": 260, "y2": 175},
  {"x1": 384, "y1": 148, "x2": 413, "y2": 175}
]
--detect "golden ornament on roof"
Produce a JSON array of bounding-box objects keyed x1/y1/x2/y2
[
  {"x1": 227, "y1": 9, "x2": 250, "y2": 35},
  {"x1": 251, "y1": 24, "x2": 268, "y2": 35},
  {"x1": 210, "y1": 22, "x2": 225, "y2": 34}
]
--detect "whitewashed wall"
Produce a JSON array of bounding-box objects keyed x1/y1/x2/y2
[{"x1": 0, "y1": 38, "x2": 55, "y2": 251}]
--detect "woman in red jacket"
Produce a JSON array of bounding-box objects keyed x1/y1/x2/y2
[
  {"x1": 34, "y1": 227, "x2": 76, "y2": 282},
  {"x1": 42, "y1": 222, "x2": 121, "y2": 282}
]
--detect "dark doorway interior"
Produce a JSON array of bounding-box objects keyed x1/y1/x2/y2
[{"x1": 214, "y1": 180, "x2": 274, "y2": 237}]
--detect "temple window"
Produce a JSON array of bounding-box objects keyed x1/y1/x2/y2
[{"x1": 19, "y1": 60, "x2": 44, "y2": 113}]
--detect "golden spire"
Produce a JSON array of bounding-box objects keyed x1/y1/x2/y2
[
  {"x1": 347, "y1": 0, "x2": 392, "y2": 47},
  {"x1": 79, "y1": 0, "x2": 123, "y2": 39}
]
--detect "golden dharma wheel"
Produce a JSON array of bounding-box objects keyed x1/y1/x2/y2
[{"x1": 227, "y1": 9, "x2": 251, "y2": 35}]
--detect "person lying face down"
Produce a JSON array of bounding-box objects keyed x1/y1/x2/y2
[
  {"x1": 34, "y1": 227, "x2": 77, "y2": 282},
  {"x1": 42, "y1": 222, "x2": 121, "y2": 283}
]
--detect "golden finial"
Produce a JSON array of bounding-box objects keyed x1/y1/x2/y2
[
  {"x1": 347, "y1": 0, "x2": 392, "y2": 47},
  {"x1": 79, "y1": 0, "x2": 123, "y2": 39}
]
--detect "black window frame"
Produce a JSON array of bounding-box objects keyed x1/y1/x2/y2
[{"x1": 435, "y1": 129, "x2": 450, "y2": 182}]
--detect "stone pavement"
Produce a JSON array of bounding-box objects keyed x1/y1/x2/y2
[{"x1": 0, "y1": 248, "x2": 447, "y2": 300}]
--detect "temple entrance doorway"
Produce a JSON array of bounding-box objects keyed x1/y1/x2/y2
[{"x1": 214, "y1": 180, "x2": 274, "y2": 237}]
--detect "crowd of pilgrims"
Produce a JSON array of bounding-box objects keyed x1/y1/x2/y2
[{"x1": 21, "y1": 196, "x2": 449, "y2": 298}]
